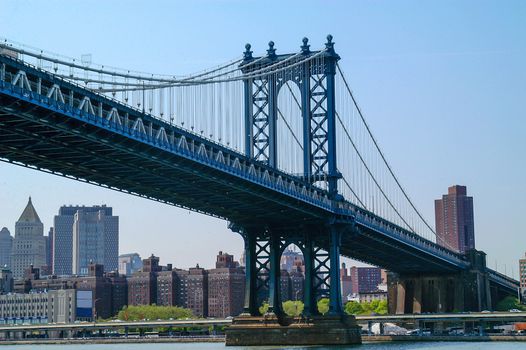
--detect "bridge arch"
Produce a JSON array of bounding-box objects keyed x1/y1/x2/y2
[{"x1": 276, "y1": 81, "x2": 303, "y2": 175}]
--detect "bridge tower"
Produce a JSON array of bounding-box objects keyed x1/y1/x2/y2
[
  {"x1": 241, "y1": 35, "x2": 341, "y2": 198},
  {"x1": 227, "y1": 36, "x2": 360, "y2": 346}
]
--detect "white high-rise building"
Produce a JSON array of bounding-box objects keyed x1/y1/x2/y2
[
  {"x1": 72, "y1": 207, "x2": 118, "y2": 275},
  {"x1": 11, "y1": 198, "x2": 46, "y2": 278}
]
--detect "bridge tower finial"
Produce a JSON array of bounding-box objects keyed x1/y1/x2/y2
[
  {"x1": 325, "y1": 34, "x2": 335, "y2": 53},
  {"x1": 243, "y1": 43, "x2": 253, "y2": 61},
  {"x1": 301, "y1": 37, "x2": 310, "y2": 54},
  {"x1": 267, "y1": 41, "x2": 276, "y2": 59}
]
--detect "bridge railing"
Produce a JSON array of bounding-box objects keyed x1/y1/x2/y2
[
  {"x1": 336, "y1": 201, "x2": 469, "y2": 268},
  {"x1": 487, "y1": 269, "x2": 520, "y2": 291}
]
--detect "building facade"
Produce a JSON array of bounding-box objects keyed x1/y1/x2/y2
[
  {"x1": 290, "y1": 268, "x2": 304, "y2": 301},
  {"x1": 127, "y1": 255, "x2": 160, "y2": 306},
  {"x1": 13, "y1": 263, "x2": 126, "y2": 320},
  {"x1": 0, "y1": 227, "x2": 12, "y2": 268},
  {"x1": 11, "y1": 198, "x2": 47, "y2": 279},
  {"x1": 350, "y1": 266, "x2": 383, "y2": 294},
  {"x1": 340, "y1": 263, "x2": 352, "y2": 301},
  {"x1": 45, "y1": 228, "x2": 54, "y2": 274},
  {"x1": 72, "y1": 206, "x2": 119, "y2": 275},
  {"x1": 187, "y1": 265, "x2": 208, "y2": 317},
  {"x1": 280, "y1": 248, "x2": 304, "y2": 273},
  {"x1": 0, "y1": 289, "x2": 77, "y2": 324},
  {"x1": 435, "y1": 185, "x2": 475, "y2": 253},
  {"x1": 54, "y1": 205, "x2": 117, "y2": 276},
  {"x1": 118, "y1": 253, "x2": 143, "y2": 276},
  {"x1": 0, "y1": 267, "x2": 13, "y2": 294},
  {"x1": 348, "y1": 291, "x2": 388, "y2": 303},
  {"x1": 207, "y1": 252, "x2": 244, "y2": 318}
]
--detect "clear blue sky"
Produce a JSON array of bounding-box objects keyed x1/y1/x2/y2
[{"x1": 0, "y1": 0, "x2": 524, "y2": 275}]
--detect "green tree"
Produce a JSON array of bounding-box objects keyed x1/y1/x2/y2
[
  {"x1": 344, "y1": 300, "x2": 388, "y2": 315},
  {"x1": 317, "y1": 298, "x2": 329, "y2": 315},
  {"x1": 117, "y1": 305, "x2": 193, "y2": 321},
  {"x1": 374, "y1": 300, "x2": 388, "y2": 315},
  {"x1": 259, "y1": 302, "x2": 269, "y2": 315},
  {"x1": 496, "y1": 296, "x2": 525, "y2": 312},
  {"x1": 344, "y1": 301, "x2": 363, "y2": 315},
  {"x1": 282, "y1": 300, "x2": 304, "y2": 316}
]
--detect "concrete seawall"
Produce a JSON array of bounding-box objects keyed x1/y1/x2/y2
[
  {"x1": 2, "y1": 334, "x2": 526, "y2": 346},
  {"x1": 363, "y1": 335, "x2": 526, "y2": 342}
]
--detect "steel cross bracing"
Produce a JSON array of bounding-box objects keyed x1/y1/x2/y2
[
  {"x1": 241, "y1": 38, "x2": 341, "y2": 195},
  {"x1": 237, "y1": 227, "x2": 340, "y2": 316},
  {"x1": 0, "y1": 42, "x2": 517, "y2": 299}
]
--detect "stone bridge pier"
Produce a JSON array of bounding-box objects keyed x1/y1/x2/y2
[{"x1": 388, "y1": 250, "x2": 493, "y2": 314}]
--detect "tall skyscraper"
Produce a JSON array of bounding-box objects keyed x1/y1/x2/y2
[
  {"x1": 434, "y1": 185, "x2": 475, "y2": 253},
  {"x1": 72, "y1": 206, "x2": 119, "y2": 275},
  {"x1": 54, "y1": 205, "x2": 115, "y2": 276},
  {"x1": 0, "y1": 227, "x2": 13, "y2": 268},
  {"x1": 11, "y1": 198, "x2": 47, "y2": 278},
  {"x1": 40, "y1": 227, "x2": 53, "y2": 275}
]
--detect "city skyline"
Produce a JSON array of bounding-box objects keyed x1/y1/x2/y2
[{"x1": 0, "y1": 1, "x2": 524, "y2": 276}]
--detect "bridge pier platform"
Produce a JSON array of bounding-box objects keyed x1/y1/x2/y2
[
  {"x1": 387, "y1": 250, "x2": 495, "y2": 314},
  {"x1": 225, "y1": 314, "x2": 361, "y2": 346}
]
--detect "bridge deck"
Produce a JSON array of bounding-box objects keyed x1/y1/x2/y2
[{"x1": 0, "y1": 54, "x2": 519, "y2": 288}]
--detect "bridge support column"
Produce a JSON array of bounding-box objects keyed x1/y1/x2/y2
[
  {"x1": 266, "y1": 232, "x2": 282, "y2": 317},
  {"x1": 395, "y1": 280, "x2": 406, "y2": 314},
  {"x1": 242, "y1": 232, "x2": 258, "y2": 316},
  {"x1": 303, "y1": 233, "x2": 317, "y2": 316},
  {"x1": 437, "y1": 277, "x2": 447, "y2": 313},
  {"x1": 328, "y1": 226, "x2": 343, "y2": 315},
  {"x1": 413, "y1": 277, "x2": 422, "y2": 314}
]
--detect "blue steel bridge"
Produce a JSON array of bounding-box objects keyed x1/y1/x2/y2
[{"x1": 0, "y1": 36, "x2": 518, "y2": 317}]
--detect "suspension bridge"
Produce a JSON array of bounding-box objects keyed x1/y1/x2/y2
[{"x1": 0, "y1": 36, "x2": 518, "y2": 345}]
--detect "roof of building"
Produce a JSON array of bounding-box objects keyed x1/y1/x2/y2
[
  {"x1": 0, "y1": 227, "x2": 11, "y2": 237},
  {"x1": 17, "y1": 197, "x2": 42, "y2": 223}
]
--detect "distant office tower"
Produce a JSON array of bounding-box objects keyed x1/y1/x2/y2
[
  {"x1": 118, "y1": 253, "x2": 143, "y2": 276},
  {"x1": 54, "y1": 205, "x2": 115, "y2": 276},
  {"x1": 434, "y1": 185, "x2": 475, "y2": 253},
  {"x1": 281, "y1": 248, "x2": 304, "y2": 273},
  {"x1": 0, "y1": 227, "x2": 13, "y2": 268},
  {"x1": 72, "y1": 206, "x2": 119, "y2": 275},
  {"x1": 520, "y1": 253, "x2": 526, "y2": 299},
  {"x1": 11, "y1": 198, "x2": 47, "y2": 278},
  {"x1": 350, "y1": 266, "x2": 382, "y2": 294},
  {"x1": 340, "y1": 263, "x2": 352, "y2": 301},
  {"x1": 39, "y1": 227, "x2": 54, "y2": 276},
  {"x1": 208, "y1": 251, "x2": 244, "y2": 318},
  {"x1": 0, "y1": 267, "x2": 13, "y2": 294}
]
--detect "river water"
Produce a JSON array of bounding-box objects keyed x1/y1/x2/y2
[{"x1": 1, "y1": 342, "x2": 526, "y2": 350}]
